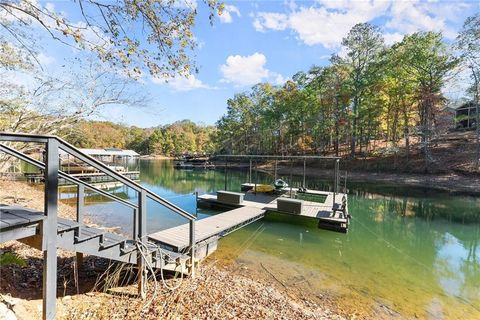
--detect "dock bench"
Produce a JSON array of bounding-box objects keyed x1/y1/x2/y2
[
  {"x1": 217, "y1": 190, "x2": 244, "y2": 205},
  {"x1": 277, "y1": 198, "x2": 304, "y2": 214}
]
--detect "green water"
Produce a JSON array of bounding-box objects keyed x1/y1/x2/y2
[{"x1": 71, "y1": 160, "x2": 480, "y2": 319}]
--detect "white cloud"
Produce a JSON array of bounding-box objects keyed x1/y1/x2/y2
[
  {"x1": 152, "y1": 74, "x2": 210, "y2": 92},
  {"x1": 219, "y1": 5, "x2": 241, "y2": 24},
  {"x1": 386, "y1": 1, "x2": 444, "y2": 35},
  {"x1": 253, "y1": 12, "x2": 289, "y2": 32},
  {"x1": 220, "y1": 52, "x2": 286, "y2": 87},
  {"x1": 252, "y1": 0, "x2": 471, "y2": 48}
]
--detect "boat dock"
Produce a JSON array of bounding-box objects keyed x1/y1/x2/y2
[
  {"x1": 148, "y1": 188, "x2": 349, "y2": 259},
  {"x1": 25, "y1": 171, "x2": 140, "y2": 185}
]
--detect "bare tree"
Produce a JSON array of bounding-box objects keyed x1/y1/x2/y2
[{"x1": 0, "y1": 58, "x2": 147, "y2": 171}]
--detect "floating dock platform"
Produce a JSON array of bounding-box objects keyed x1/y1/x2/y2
[{"x1": 148, "y1": 189, "x2": 349, "y2": 259}]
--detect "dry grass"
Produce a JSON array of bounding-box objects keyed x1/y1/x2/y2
[{"x1": 60, "y1": 263, "x2": 344, "y2": 320}]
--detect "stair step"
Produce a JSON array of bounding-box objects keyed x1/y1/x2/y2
[
  {"x1": 57, "y1": 218, "x2": 80, "y2": 233},
  {"x1": 120, "y1": 241, "x2": 137, "y2": 255},
  {"x1": 99, "y1": 233, "x2": 128, "y2": 250},
  {"x1": 75, "y1": 228, "x2": 105, "y2": 243}
]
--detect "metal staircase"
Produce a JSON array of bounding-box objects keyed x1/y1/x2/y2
[{"x1": 0, "y1": 132, "x2": 196, "y2": 320}]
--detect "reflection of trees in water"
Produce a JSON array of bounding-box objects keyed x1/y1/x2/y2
[
  {"x1": 359, "y1": 197, "x2": 480, "y2": 314},
  {"x1": 351, "y1": 185, "x2": 480, "y2": 224}
]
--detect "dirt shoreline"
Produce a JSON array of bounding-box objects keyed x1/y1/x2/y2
[
  {"x1": 0, "y1": 180, "x2": 346, "y2": 319},
  {"x1": 257, "y1": 165, "x2": 480, "y2": 196}
]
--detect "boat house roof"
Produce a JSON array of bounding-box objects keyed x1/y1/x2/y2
[{"x1": 60, "y1": 148, "x2": 139, "y2": 157}]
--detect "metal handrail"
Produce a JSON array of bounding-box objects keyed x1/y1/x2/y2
[
  {"x1": 58, "y1": 138, "x2": 195, "y2": 220},
  {"x1": 0, "y1": 132, "x2": 195, "y2": 221},
  {"x1": 0, "y1": 132, "x2": 198, "y2": 310},
  {"x1": 0, "y1": 144, "x2": 136, "y2": 209}
]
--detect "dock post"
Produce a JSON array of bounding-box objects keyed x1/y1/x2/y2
[
  {"x1": 254, "y1": 159, "x2": 258, "y2": 195},
  {"x1": 195, "y1": 191, "x2": 198, "y2": 217},
  {"x1": 224, "y1": 157, "x2": 228, "y2": 191},
  {"x1": 137, "y1": 190, "x2": 147, "y2": 299},
  {"x1": 289, "y1": 158, "x2": 293, "y2": 198},
  {"x1": 249, "y1": 158, "x2": 252, "y2": 184},
  {"x1": 274, "y1": 159, "x2": 277, "y2": 181},
  {"x1": 189, "y1": 219, "x2": 196, "y2": 278},
  {"x1": 302, "y1": 158, "x2": 306, "y2": 188},
  {"x1": 43, "y1": 138, "x2": 58, "y2": 320},
  {"x1": 333, "y1": 159, "x2": 339, "y2": 207}
]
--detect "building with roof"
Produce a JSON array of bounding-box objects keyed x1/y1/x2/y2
[{"x1": 454, "y1": 101, "x2": 478, "y2": 130}]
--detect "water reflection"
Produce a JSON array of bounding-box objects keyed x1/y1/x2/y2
[{"x1": 62, "y1": 159, "x2": 480, "y2": 318}]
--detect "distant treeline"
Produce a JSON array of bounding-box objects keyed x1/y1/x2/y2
[{"x1": 65, "y1": 120, "x2": 217, "y2": 156}]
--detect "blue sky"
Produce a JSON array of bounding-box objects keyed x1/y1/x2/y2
[{"x1": 17, "y1": 1, "x2": 480, "y2": 127}]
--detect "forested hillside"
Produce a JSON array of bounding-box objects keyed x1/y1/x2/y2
[
  {"x1": 64, "y1": 120, "x2": 217, "y2": 156},
  {"x1": 214, "y1": 19, "x2": 479, "y2": 172}
]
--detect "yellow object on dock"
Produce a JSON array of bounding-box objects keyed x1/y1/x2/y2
[{"x1": 252, "y1": 184, "x2": 275, "y2": 193}]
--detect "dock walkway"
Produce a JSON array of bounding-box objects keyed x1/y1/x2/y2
[{"x1": 149, "y1": 206, "x2": 265, "y2": 251}]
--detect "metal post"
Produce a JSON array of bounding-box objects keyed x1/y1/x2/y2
[
  {"x1": 133, "y1": 208, "x2": 138, "y2": 241},
  {"x1": 333, "y1": 159, "x2": 339, "y2": 206},
  {"x1": 289, "y1": 159, "x2": 293, "y2": 198},
  {"x1": 195, "y1": 191, "x2": 198, "y2": 217},
  {"x1": 137, "y1": 190, "x2": 147, "y2": 299},
  {"x1": 43, "y1": 138, "x2": 58, "y2": 320},
  {"x1": 274, "y1": 159, "x2": 277, "y2": 180},
  {"x1": 254, "y1": 160, "x2": 258, "y2": 195},
  {"x1": 249, "y1": 158, "x2": 252, "y2": 184},
  {"x1": 189, "y1": 219, "x2": 196, "y2": 278},
  {"x1": 76, "y1": 184, "x2": 84, "y2": 237},
  {"x1": 224, "y1": 157, "x2": 228, "y2": 191},
  {"x1": 302, "y1": 158, "x2": 306, "y2": 188}
]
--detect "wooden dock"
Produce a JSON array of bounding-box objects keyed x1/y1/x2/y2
[
  {"x1": 149, "y1": 206, "x2": 265, "y2": 252},
  {"x1": 148, "y1": 189, "x2": 349, "y2": 256},
  {"x1": 199, "y1": 190, "x2": 347, "y2": 220}
]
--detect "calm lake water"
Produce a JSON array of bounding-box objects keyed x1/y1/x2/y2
[{"x1": 60, "y1": 159, "x2": 480, "y2": 319}]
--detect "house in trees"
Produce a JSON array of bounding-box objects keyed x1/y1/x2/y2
[{"x1": 454, "y1": 102, "x2": 478, "y2": 130}]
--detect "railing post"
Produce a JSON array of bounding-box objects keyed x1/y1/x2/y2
[
  {"x1": 195, "y1": 191, "x2": 198, "y2": 217},
  {"x1": 189, "y1": 219, "x2": 195, "y2": 278},
  {"x1": 75, "y1": 184, "x2": 84, "y2": 272},
  {"x1": 76, "y1": 184, "x2": 84, "y2": 236},
  {"x1": 333, "y1": 159, "x2": 339, "y2": 207},
  {"x1": 137, "y1": 190, "x2": 147, "y2": 299},
  {"x1": 43, "y1": 138, "x2": 58, "y2": 320},
  {"x1": 133, "y1": 208, "x2": 138, "y2": 240}
]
